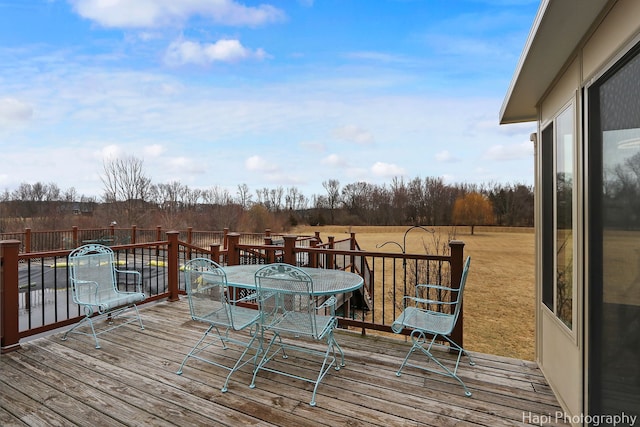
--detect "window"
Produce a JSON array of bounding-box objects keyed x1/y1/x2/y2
[
  {"x1": 587, "y1": 40, "x2": 640, "y2": 417},
  {"x1": 541, "y1": 124, "x2": 554, "y2": 311},
  {"x1": 541, "y1": 104, "x2": 575, "y2": 330},
  {"x1": 555, "y1": 107, "x2": 574, "y2": 329}
]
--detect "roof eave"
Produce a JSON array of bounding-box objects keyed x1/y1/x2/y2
[{"x1": 499, "y1": 0, "x2": 610, "y2": 125}]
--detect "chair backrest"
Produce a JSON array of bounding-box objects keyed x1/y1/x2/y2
[
  {"x1": 183, "y1": 258, "x2": 233, "y2": 326},
  {"x1": 451, "y1": 256, "x2": 471, "y2": 322},
  {"x1": 254, "y1": 263, "x2": 318, "y2": 337},
  {"x1": 68, "y1": 244, "x2": 119, "y2": 305},
  {"x1": 414, "y1": 256, "x2": 471, "y2": 324}
]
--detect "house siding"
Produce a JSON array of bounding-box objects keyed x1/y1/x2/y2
[
  {"x1": 582, "y1": 0, "x2": 640, "y2": 82},
  {"x1": 534, "y1": 1, "x2": 640, "y2": 424}
]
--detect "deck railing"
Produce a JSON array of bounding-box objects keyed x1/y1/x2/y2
[
  {"x1": 0, "y1": 225, "x2": 285, "y2": 253},
  {"x1": 1, "y1": 229, "x2": 464, "y2": 354}
]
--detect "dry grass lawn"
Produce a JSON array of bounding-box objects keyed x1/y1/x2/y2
[{"x1": 292, "y1": 225, "x2": 535, "y2": 361}]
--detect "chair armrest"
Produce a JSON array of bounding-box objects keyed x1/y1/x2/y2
[
  {"x1": 233, "y1": 291, "x2": 259, "y2": 304},
  {"x1": 401, "y1": 295, "x2": 419, "y2": 305},
  {"x1": 114, "y1": 268, "x2": 143, "y2": 291},
  {"x1": 314, "y1": 295, "x2": 337, "y2": 317},
  {"x1": 317, "y1": 295, "x2": 337, "y2": 310},
  {"x1": 403, "y1": 295, "x2": 455, "y2": 308},
  {"x1": 416, "y1": 283, "x2": 453, "y2": 293},
  {"x1": 414, "y1": 283, "x2": 458, "y2": 307},
  {"x1": 115, "y1": 268, "x2": 142, "y2": 282}
]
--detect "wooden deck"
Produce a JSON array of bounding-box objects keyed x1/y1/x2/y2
[{"x1": 1, "y1": 300, "x2": 568, "y2": 426}]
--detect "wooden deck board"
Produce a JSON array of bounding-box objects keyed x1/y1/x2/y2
[{"x1": 1, "y1": 299, "x2": 569, "y2": 426}]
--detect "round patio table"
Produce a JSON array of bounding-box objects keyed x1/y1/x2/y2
[{"x1": 222, "y1": 264, "x2": 363, "y2": 295}]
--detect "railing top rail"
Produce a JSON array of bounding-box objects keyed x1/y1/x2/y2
[
  {"x1": 235, "y1": 243, "x2": 451, "y2": 262},
  {"x1": 180, "y1": 241, "x2": 219, "y2": 252},
  {"x1": 16, "y1": 241, "x2": 169, "y2": 260}
]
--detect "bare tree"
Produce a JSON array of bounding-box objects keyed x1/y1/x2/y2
[
  {"x1": 45, "y1": 183, "x2": 61, "y2": 201},
  {"x1": 236, "y1": 183, "x2": 252, "y2": 209},
  {"x1": 488, "y1": 182, "x2": 534, "y2": 226},
  {"x1": 63, "y1": 187, "x2": 78, "y2": 202},
  {"x1": 153, "y1": 181, "x2": 181, "y2": 212},
  {"x1": 203, "y1": 186, "x2": 234, "y2": 205},
  {"x1": 390, "y1": 177, "x2": 409, "y2": 224},
  {"x1": 101, "y1": 156, "x2": 152, "y2": 225},
  {"x1": 31, "y1": 182, "x2": 46, "y2": 201},
  {"x1": 285, "y1": 186, "x2": 307, "y2": 210},
  {"x1": 322, "y1": 179, "x2": 341, "y2": 223},
  {"x1": 182, "y1": 187, "x2": 201, "y2": 209},
  {"x1": 256, "y1": 187, "x2": 271, "y2": 210},
  {"x1": 269, "y1": 187, "x2": 284, "y2": 212},
  {"x1": 101, "y1": 156, "x2": 151, "y2": 202},
  {"x1": 342, "y1": 181, "x2": 374, "y2": 222}
]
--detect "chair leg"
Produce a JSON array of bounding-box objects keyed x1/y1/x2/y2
[
  {"x1": 132, "y1": 304, "x2": 144, "y2": 330},
  {"x1": 62, "y1": 313, "x2": 102, "y2": 349},
  {"x1": 441, "y1": 334, "x2": 475, "y2": 367},
  {"x1": 396, "y1": 331, "x2": 473, "y2": 397},
  {"x1": 109, "y1": 304, "x2": 145, "y2": 331},
  {"x1": 221, "y1": 330, "x2": 261, "y2": 393},
  {"x1": 62, "y1": 316, "x2": 83, "y2": 341},
  {"x1": 250, "y1": 332, "x2": 284, "y2": 389},
  {"x1": 62, "y1": 303, "x2": 145, "y2": 349},
  {"x1": 423, "y1": 339, "x2": 473, "y2": 397},
  {"x1": 177, "y1": 324, "x2": 217, "y2": 375},
  {"x1": 88, "y1": 317, "x2": 101, "y2": 349},
  {"x1": 309, "y1": 335, "x2": 338, "y2": 406},
  {"x1": 329, "y1": 334, "x2": 345, "y2": 369}
]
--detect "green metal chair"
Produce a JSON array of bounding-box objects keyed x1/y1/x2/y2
[
  {"x1": 250, "y1": 263, "x2": 344, "y2": 407},
  {"x1": 177, "y1": 258, "x2": 261, "y2": 393},
  {"x1": 62, "y1": 244, "x2": 145, "y2": 349},
  {"x1": 391, "y1": 256, "x2": 475, "y2": 396}
]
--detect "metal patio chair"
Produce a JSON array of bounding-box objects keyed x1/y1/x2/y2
[
  {"x1": 62, "y1": 244, "x2": 145, "y2": 349},
  {"x1": 391, "y1": 256, "x2": 475, "y2": 396},
  {"x1": 250, "y1": 263, "x2": 344, "y2": 407},
  {"x1": 177, "y1": 258, "x2": 261, "y2": 393}
]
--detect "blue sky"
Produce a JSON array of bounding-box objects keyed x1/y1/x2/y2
[{"x1": 0, "y1": 0, "x2": 538, "y2": 200}]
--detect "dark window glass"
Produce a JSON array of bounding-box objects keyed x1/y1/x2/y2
[
  {"x1": 541, "y1": 123, "x2": 554, "y2": 311},
  {"x1": 588, "y1": 41, "x2": 640, "y2": 420},
  {"x1": 555, "y1": 108, "x2": 573, "y2": 329}
]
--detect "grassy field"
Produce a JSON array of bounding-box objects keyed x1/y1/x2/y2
[{"x1": 292, "y1": 225, "x2": 536, "y2": 361}]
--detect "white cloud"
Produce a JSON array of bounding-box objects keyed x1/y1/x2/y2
[
  {"x1": 165, "y1": 156, "x2": 202, "y2": 174},
  {"x1": 164, "y1": 38, "x2": 269, "y2": 66},
  {"x1": 69, "y1": 0, "x2": 286, "y2": 28},
  {"x1": 484, "y1": 140, "x2": 532, "y2": 161},
  {"x1": 371, "y1": 162, "x2": 405, "y2": 177},
  {"x1": 245, "y1": 155, "x2": 278, "y2": 173},
  {"x1": 144, "y1": 144, "x2": 166, "y2": 157},
  {"x1": 243, "y1": 155, "x2": 307, "y2": 186},
  {"x1": 168, "y1": 156, "x2": 190, "y2": 167},
  {"x1": 0, "y1": 97, "x2": 33, "y2": 124},
  {"x1": 99, "y1": 144, "x2": 123, "y2": 160},
  {"x1": 332, "y1": 125, "x2": 374, "y2": 145},
  {"x1": 435, "y1": 150, "x2": 459, "y2": 162},
  {"x1": 322, "y1": 154, "x2": 347, "y2": 167},
  {"x1": 136, "y1": 31, "x2": 164, "y2": 41}
]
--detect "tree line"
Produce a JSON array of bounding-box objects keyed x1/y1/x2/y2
[{"x1": 1, "y1": 156, "x2": 533, "y2": 233}]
